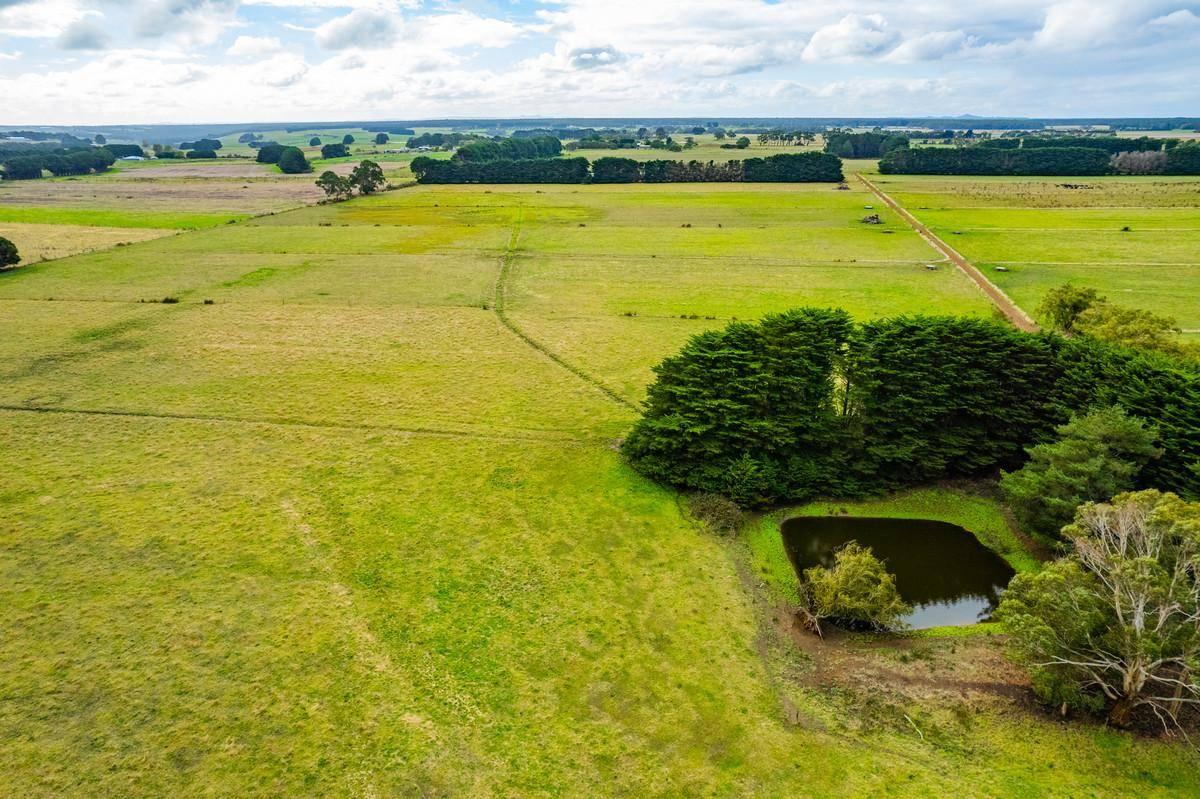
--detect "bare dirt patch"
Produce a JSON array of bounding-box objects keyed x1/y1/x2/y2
[{"x1": 116, "y1": 162, "x2": 276, "y2": 179}]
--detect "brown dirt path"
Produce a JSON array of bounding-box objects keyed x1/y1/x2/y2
[{"x1": 857, "y1": 174, "x2": 1039, "y2": 332}]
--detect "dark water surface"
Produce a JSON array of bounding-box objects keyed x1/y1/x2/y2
[{"x1": 781, "y1": 516, "x2": 1016, "y2": 629}]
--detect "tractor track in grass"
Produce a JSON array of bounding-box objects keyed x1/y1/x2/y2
[
  {"x1": 0, "y1": 404, "x2": 588, "y2": 443},
  {"x1": 857, "y1": 174, "x2": 1039, "y2": 332},
  {"x1": 492, "y1": 209, "x2": 638, "y2": 412}
]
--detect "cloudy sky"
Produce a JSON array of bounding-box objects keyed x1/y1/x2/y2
[{"x1": 0, "y1": 0, "x2": 1198, "y2": 124}]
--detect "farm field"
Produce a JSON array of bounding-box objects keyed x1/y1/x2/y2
[
  {"x1": 0, "y1": 159, "x2": 329, "y2": 265},
  {"x1": 2, "y1": 175, "x2": 1198, "y2": 796},
  {"x1": 876, "y1": 174, "x2": 1200, "y2": 329}
]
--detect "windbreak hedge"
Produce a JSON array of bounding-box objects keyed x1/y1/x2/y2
[
  {"x1": 1021, "y1": 136, "x2": 1163, "y2": 153},
  {"x1": 622, "y1": 310, "x2": 1200, "y2": 506},
  {"x1": 411, "y1": 152, "x2": 844, "y2": 184},
  {"x1": 410, "y1": 157, "x2": 591, "y2": 183},
  {"x1": 879, "y1": 146, "x2": 1110, "y2": 175}
]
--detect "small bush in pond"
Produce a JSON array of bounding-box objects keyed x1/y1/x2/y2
[
  {"x1": 688, "y1": 493, "x2": 742, "y2": 535},
  {"x1": 799, "y1": 542, "x2": 910, "y2": 637}
]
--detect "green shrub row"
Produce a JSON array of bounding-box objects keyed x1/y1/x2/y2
[{"x1": 621, "y1": 310, "x2": 1200, "y2": 506}]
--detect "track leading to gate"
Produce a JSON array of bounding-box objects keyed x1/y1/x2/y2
[{"x1": 857, "y1": 174, "x2": 1039, "y2": 332}]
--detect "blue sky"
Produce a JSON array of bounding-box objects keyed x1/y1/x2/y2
[{"x1": 0, "y1": 1, "x2": 1198, "y2": 124}]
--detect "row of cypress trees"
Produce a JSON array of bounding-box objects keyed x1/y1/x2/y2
[
  {"x1": 622, "y1": 309, "x2": 1200, "y2": 506},
  {"x1": 410, "y1": 152, "x2": 844, "y2": 184},
  {"x1": 881, "y1": 143, "x2": 1200, "y2": 175}
]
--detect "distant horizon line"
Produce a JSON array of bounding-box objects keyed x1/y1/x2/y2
[{"x1": 4, "y1": 115, "x2": 1198, "y2": 132}]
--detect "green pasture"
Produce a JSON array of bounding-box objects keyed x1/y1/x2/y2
[
  {"x1": 880, "y1": 175, "x2": 1200, "y2": 328},
  {"x1": 2, "y1": 178, "x2": 1198, "y2": 796},
  {"x1": 0, "y1": 205, "x2": 247, "y2": 230}
]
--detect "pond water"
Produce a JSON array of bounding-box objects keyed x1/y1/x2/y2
[{"x1": 781, "y1": 516, "x2": 1016, "y2": 629}]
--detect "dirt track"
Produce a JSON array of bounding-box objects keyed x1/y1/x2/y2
[{"x1": 857, "y1": 174, "x2": 1039, "y2": 332}]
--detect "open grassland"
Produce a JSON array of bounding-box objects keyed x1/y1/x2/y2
[
  {"x1": 0, "y1": 159, "x2": 327, "y2": 263},
  {"x1": 0, "y1": 222, "x2": 174, "y2": 266},
  {"x1": 2, "y1": 180, "x2": 1197, "y2": 796},
  {"x1": 876, "y1": 174, "x2": 1200, "y2": 328}
]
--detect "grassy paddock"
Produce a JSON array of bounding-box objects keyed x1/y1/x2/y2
[
  {"x1": 2, "y1": 176, "x2": 1198, "y2": 796},
  {"x1": 875, "y1": 173, "x2": 1200, "y2": 327}
]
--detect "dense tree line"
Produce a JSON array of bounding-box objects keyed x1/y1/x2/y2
[
  {"x1": 186, "y1": 149, "x2": 218, "y2": 159},
  {"x1": 1021, "y1": 136, "x2": 1165, "y2": 153},
  {"x1": 453, "y1": 136, "x2": 563, "y2": 163},
  {"x1": 1166, "y1": 142, "x2": 1200, "y2": 174},
  {"x1": 1, "y1": 146, "x2": 115, "y2": 179},
  {"x1": 410, "y1": 157, "x2": 591, "y2": 184},
  {"x1": 743, "y1": 153, "x2": 844, "y2": 182},
  {"x1": 823, "y1": 131, "x2": 909, "y2": 158},
  {"x1": 879, "y1": 146, "x2": 1112, "y2": 175},
  {"x1": 413, "y1": 153, "x2": 843, "y2": 184},
  {"x1": 621, "y1": 309, "x2": 1200, "y2": 506}
]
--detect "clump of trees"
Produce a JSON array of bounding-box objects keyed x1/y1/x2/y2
[
  {"x1": 823, "y1": 131, "x2": 909, "y2": 158},
  {"x1": 0, "y1": 235, "x2": 18, "y2": 268},
  {"x1": 410, "y1": 153, "x2": 844, "y2": 185},
  {"x1": 315, "y1": 160, "x2": 386, "y2": 200},
  {"x1": 621, "y1": 309, "x2": 1200, "y2": 506},
  {"x1": 997, "y1": 490, "x2": 1200, "y2": 728},
  {"x1": 309, "y1": 137, "x2": 322, "y2": 147},
  {"x1": 798, "y1": 543, "x2": 911, "y2": 636},
  {"x1": 2, "y1": 146, "x2": 115, "y2": 180},
  {"x1": 1038, "y1": 283, "x2": 1198, "y2": 361},
  {"x1": 1001, "y1": 408, "x2": 1160, "y2": 540},
  {"x1": 186, "y1": 149, "x2": 218, "y2": 159},
  {"x1": 255, "y1": 143, "x2": 285, "y2": 164},
  {"x1": 374, "y1": 133, "x2": 389, "y2": 145},
  {"x1": 406, "y1": 132, "x2": 478, "y2": 150},
  {"x1": 277, "y1": 147, "x2": 310, "y2": 174},
  {"x1": 349, "y1": 160, "x2": 384, "y2": 193},
  {"x1": 342, "y1": 134, "x2": 355, "y2": 145},
  {"x1": 105, "y1": 144, "x2": 145, "y2": 158},
  {"x1": 321, "y1": 143, "x2": 350, "y2": 159},
  {"x1": 179, "y1": 138, "x2": 222, "y2": 151},
  {"x1": 454, "y1": 136, "x2": 563, "y2": 163}
]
